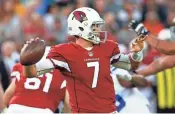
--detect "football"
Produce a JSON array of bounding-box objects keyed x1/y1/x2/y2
[{"x1": 20, "y1": 39, "x2": 46, "y2": 66}]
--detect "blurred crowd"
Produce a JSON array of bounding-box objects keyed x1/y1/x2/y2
[{"x1": 0, "y1": 0, "x2": 175, "y2": 113}]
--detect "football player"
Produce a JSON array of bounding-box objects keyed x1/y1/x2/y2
[
  {"x1": 24, "y1": 7, "x2": 145, "y2": 113},
  {"x1": 3, "y1": 51, "x2": 70, "y2": 113},
  {"x1": 129, "y1": 19, "x2": 175, "y2": 75},
  {"x1": 111, "y1": 67, "x2": 150, "y2": 113},
  {"x1": 129, "y1": 18, "x2": 175, "y2": 55}
]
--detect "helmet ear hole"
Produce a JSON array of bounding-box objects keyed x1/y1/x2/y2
[{"x1": 78, "y1": 27, "x2": 84, "y2": 31}]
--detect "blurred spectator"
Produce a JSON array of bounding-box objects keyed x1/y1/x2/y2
[
  {"x1": 23, "y1": 12, "x2": 46, "y2": 41},
  {"x1": 44, "y1": 4, "x2": 64, "y2": 44},
  {"x1": 167, "y1": 0, "x2": 175, "y2": 12},
  {"x1": 104, "y1": 12, "x2": 119, "y2": 35},
  {"x1": 117, "y1": 24, "x2": 137, "y2": 46},
  {"x1": 124, "y1": 0, "x2": 142, "y2": 21},
  {"x1": 59, "y1": 2, "x2": 74, "y2": 43},
  {"x1": 23, "y1": 0, "x2": 40, "y2": 18},
  {"x1": 105, "y1": 0, "x2": 118, "y2": 13},
  {"x1": 14, "y1": 0, "x2": 26, "y2": 17},
  {"x1": 0, "y1": 0, "x2": 22, "y2": 43},
  {"x1": 1, "y1": 40, "x2": 19, "y2": 72},
  {"x1": 36, "y1": 0, "x2": 51, "y2": 16},
  {"x1": 75, "y1": 0, "x2": 88, "y2": 8},
  {"x1": 44, "y1": 4, "x2": 59, "y2": 31},
  {"x1": 54, "y1": 17, "x2": 66, "y2": 43},
  {"x1": 144, "y1": 10, "x2": 164, "y2": 35},
  {"x1": 93, "y1": 0, "x2": 106, "y2": 17},
  {"x1": 142, "y1": 0, "x2": 168, "y2": 25},
  {"x1": 117, "y1": 0, "x2": 142, "y2": 27}
]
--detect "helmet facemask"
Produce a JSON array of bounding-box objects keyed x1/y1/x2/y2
[{"x1": 87, "y1": 22, "x2": 107, "y2": 44}]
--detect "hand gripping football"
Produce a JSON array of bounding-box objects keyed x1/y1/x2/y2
[{"x1": 20, "y1": 39, "x2": 46, "y2": 66}]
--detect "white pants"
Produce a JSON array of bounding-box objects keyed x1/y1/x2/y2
[
  {"x1": 119, "y1": 102, "x2": 150, "y2": 113},
  {"x1": 5, "y1": 104, "x2": 53, "y2": 114}
]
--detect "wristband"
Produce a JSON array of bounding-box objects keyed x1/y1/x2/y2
[{"x1": 131, "y1": 51, "x2": 143, "y2": 62}]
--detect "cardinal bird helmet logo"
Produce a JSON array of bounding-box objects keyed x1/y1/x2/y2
[{"x1": 73, "y1": 11, "x2": 88, "y2": 23}]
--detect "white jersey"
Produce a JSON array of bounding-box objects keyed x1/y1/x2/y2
[{"x1": 110, "y1": 67, "x2": 150, "y2": 113}]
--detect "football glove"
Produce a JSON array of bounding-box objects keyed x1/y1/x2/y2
[{"x1": 129, "y1": 20, "x2": 150, "y2": 38}]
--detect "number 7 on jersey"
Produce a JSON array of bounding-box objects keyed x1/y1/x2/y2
[{"x1": 87, "y1": 61, "x2": 99, "y2": 88}]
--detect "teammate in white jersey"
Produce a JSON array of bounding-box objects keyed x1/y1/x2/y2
[{"x1": 111, "y1": 66, "x2": 150, "y2": 113}]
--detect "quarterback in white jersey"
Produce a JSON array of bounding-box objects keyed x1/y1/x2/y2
[{"x1": 111, "y1": 67, "x2": 150, "y2": 113}]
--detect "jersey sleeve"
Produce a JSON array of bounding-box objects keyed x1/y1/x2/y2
[
  {"x1": 107, "y1": 41, "x2": 132, "y2": 70},
  {"x1": 11, "y1": 63, "x2": 22, "y2": 82},
  {"x1": 47, "y1": 45, "x2": 71, "y2": 72},
  {"x1": 107, "y1": 40, "x2": 121, "y2": 64}
]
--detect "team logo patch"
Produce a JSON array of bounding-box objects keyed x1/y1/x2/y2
[
  {"x1": 88, "y1": 52, "x2": 93, "y2": 57},
  {"x1": 73, "y1": 11, "x2": 88, "y2": 23}
]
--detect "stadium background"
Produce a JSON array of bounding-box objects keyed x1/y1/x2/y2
[{"x1": 0, "y1": 0, "x2": 175, "y2": 113}]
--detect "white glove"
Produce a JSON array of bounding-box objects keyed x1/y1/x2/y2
[{"x1": 128, "y1": 20, "x2": 149, "y2": 38}]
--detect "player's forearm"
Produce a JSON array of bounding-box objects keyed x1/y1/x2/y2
[
  {"x1": 23, "y1": 65, "x2": 37, "y2": 78},
  {"x1": 147, "y1": 35, "x2": 175, "y2": 55},
  {"x1": 2, "y1": 81, "x2": 15, "y2": 110},
  {"x1": 118, "y1": 75, "x2": 150, "y2": 88},
  {"x1": 137, "y1": 63, "x2": 158, "y2": 76},
  {"x1": 138, "y1": 56, "x2": 175, "y2": 76},
  {"x1": 131, "y1": 75, "x2": 149, "y2": 87}
]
